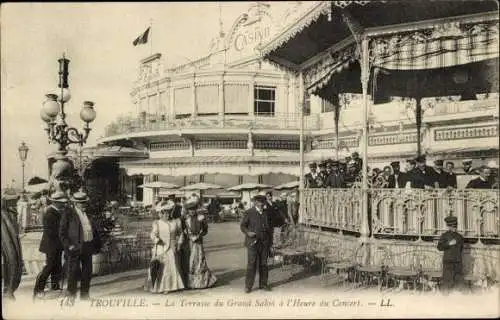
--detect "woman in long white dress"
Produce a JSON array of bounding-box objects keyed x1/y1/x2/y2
[{"x1": 144, "y1": 201, "x2": 185, "y2": 294}]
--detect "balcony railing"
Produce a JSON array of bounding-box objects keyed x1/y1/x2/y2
[
  {"x1": 301, "y1": 188, "x2": 499, "y2": 241},
  {"x1": 104, "y1": 97, "x2": 497, "y2": 139},
  {"x1": 104, "y1": 113, "x2": 321, "y2": 137}
]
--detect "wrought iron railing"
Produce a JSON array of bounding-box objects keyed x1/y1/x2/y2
[
  {"x1": 301, "y1": 188, "x2": 363, "y2": 234},
  {"x1": 301, "y1": 188, "x2": 499, "y2": 241}
]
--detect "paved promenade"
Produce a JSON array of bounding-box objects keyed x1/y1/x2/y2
[{"x1": 5, "y1": 222, "x2": 499, "y2": 319}]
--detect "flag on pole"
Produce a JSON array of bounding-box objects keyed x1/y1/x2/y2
[{"x1": 133, "y1": 27, "x2": 150, "y2": 46}]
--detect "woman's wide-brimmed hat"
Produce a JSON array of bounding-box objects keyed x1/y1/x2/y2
[
  {"x1": 71, "y1": 191, "x2": 90, "y2": 203},
  {"x1": 252, "y1": 191, "x2": 267, "y2": 202},
  {"x1": 49, "y1": 191, "x2": 68, "y2": 203},
  {"x1": 159, "y1": 200, "x2": 176, "y2": 212},
  {"x1": 184, "y1": 196, "x2": 200, "y2": 210}
]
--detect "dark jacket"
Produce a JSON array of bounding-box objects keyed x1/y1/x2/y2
[
  {"x1": 466, "y1": 177, "x2": 492, "y2": 189},
  {"x1": 432, "y1": 169, "x2": 449, "y2": 188},
  {"x1": 185, "y1": 213, "x2": 208, "y2": 244},
  {"x1": 240, "y1": 207, "x2": 272, "y2": 247},
  {"x1": 265, "y1": 201, "x2": 287, "y2": 228},
  {"x1": 445, "y1": 172, "x2": 458, "y2": 188},
  {"x1": 59, "y1": 206, "x2": 102, "y2": 256},
  {"x1": 172, "y1": 204, "x2": 183, "y2": 219},
  {"x1": 305, "y1": 172, "x2": 324, "y2": 188},
  {"x1": 39, "y1": 204, "x2": 64, "y2": 254},
  {"x1": 409, "y1": 166, "x2": 436, "y2": 189},
  {"x1": 387, "y1": 173, "x2": 406, "y2": 189},
  {"x1": 437, "y1": 230, "x2": 464, "y2": 263},
  {"x1": 326, "y1": 172, "x2": 346, "y2": 188}
]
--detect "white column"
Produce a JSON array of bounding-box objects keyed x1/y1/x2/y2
[
  {"x1": 298, "y1": 72, "x2": 305, "y2": 225},
  {"x1": 247, "y1": 131, "x2": 254, "y2": 156},
  {"x1": 360, "y1": 37, "x2": 371, "y2": 240}
]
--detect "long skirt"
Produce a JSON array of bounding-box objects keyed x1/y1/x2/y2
[
  {"x1": 183, "y1": 241, "x2": 217, "y2": 289},
  {"x1": 144, "y1": 249, "x2": 185, "y2": 294}
]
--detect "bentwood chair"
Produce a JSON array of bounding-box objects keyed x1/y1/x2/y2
[{"x1": 321, "y1": 246, "x2": 360, "y2": 289}]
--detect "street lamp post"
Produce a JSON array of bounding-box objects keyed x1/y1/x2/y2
[
  {"x1": 69, "y1": 148, "x2": 94, "y2": 191},
  {"x1": 40, "y1": 54, "x2": 96, "y2": 193},
  {"x1": 17, "y1": 142, "x2": 29, "y2": 195}
]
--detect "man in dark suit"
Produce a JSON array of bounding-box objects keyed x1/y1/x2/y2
[
  {"x1": 445, "y1": 161, "x2": 458, "y2": 188},
  {"x1": 167, "y1": 194, "x2": 183, "y2": 219},
  {"x1": 437, "y1": 216, "x2": 464, "y2": 292},
  {"x1": 409, "y1": 155, "x2": 437, "y2": 189},
  {"x1": 432, "y1": 159, "x2": 448, "y2": 188},
  {"x1": 466, "y1": 166, "x2": 492, "y2": 189},
  {"x1": 33, "y1": 191, "x2": 67, "y2": 298},
  {"x1": 325, "y1": 160, "x2": 345, "y2": 188},
  {"x1": 59, "y1": 192, "x2": 101, "y2": 301},
  {"x1": 387, "y1": 161, "x2": 406, "y2": 188},
  {"x1": 351, "y1": 152, "x2": 363, "y2": 175},
  {"x1": 240, "y1": 192, "x2": 273, "y2": 293}
]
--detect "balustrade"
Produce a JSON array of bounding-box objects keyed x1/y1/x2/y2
[
  {"x1": 302, "y1": 188, "x2": 499, "y2": 241},
  {"x1": 104, "y1": 112, "x2": 321, "y2": 137}
]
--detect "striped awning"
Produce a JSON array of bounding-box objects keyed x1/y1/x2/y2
[
  {"x1": 371, "y1": 20, "x2": 499, "y2": 70},
  {"x1": 120, "y1": 155, "x2": 300, "y2": 177},
  {"x1": 304, "y1": 43, "x2": 358, "y2": 94}
]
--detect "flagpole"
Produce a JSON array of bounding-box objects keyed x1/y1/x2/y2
[{"x1": 149, "y1": 19, "x2": 153, "y2": 56}]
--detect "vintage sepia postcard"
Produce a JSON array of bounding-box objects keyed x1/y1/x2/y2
[{"x1": 1, "y1": 1, "x2": 499, "y2": 319}]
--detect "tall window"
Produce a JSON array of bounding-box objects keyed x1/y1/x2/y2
[{"x1": 254, "y1": 86, "x2": 275, "y2": 116}]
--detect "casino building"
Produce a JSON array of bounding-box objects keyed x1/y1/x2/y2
[{"x1": 92, "y1": 2, "x2": 498, "y2": 205}]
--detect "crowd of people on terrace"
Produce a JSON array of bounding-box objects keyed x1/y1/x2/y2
[{"x1": 305, "y1": 152, "x2": 499, "y2": 189}]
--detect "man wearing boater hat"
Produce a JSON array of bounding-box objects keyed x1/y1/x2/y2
[
  {"x1": 33, "y1": 191, "x2": 67, "y2": 298},
  {"x1": 240, "y1": 192, "x2": 273, "y2": 293},
  {"x1": 59, "y1": 192, "x2": 102, "y2": 301},
  {"x1": 437, "y1": 216, "x2": 464, "y2": 292}
]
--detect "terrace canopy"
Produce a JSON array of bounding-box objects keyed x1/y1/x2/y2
[
  {"x1": 259, "y1": 0, "x2": 499, "y2": 236},
  {"x1": 261, "y1": 1, "x2": 498, "y2": 153}
]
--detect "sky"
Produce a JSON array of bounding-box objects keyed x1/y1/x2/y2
[{"x1": 1, "y1": 2, "x2": 294, "y2": 189}]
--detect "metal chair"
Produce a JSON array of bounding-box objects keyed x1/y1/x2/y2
[{"x1": 321, "y1": 245, "x2": 360, "y2": 289}]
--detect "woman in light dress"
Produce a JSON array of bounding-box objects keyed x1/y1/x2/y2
[
  {"x1": 145, "y1": 201, "x2": 185, "y2": 294},
  {"x1": 182, "y1": 196, "x2": 217, "y2": 289}
]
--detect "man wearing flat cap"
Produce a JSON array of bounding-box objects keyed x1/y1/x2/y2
[
  {"x1": 387, "y1": 161, "x2": 406, "y2": 189},
  {"x1": 351, "y1": 152, "x2": 363, "y2": 175},
  {"x1": 305, "y1": 163, "x2": 321, "y2": 188},
  {"x1": 462, "y1": 159, "x2": 475, "y2": 175},
  {"x1": 325, "y1": 160, "x2": 345, "y2": 188},
  {"x1": 437, "y1": 216, "x2": 464, "y2": 292},
  {"x1": 432, "y1": 159, "x2": 448, "y2": 188},
  {"x1": 240, "y1": 192, "x2": 273, "y2": 293},
  {"x1": 33, "y1": 191, "x2": 68, "y2": 298},
  {"x1": 317, "y1": 162, "x2": 328, "y2": 187},
  {"x1": 59, "y1": 192, "x2": 102, "y2": 300}
]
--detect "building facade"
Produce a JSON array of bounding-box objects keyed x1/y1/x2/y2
[{"x1": 100, "y1": 2, "x2": 498, "y2": 205}]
